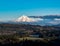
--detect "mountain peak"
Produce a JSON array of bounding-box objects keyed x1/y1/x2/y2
[{"x1": 15, "y1": 15, "x2": 37, "y2": 22}]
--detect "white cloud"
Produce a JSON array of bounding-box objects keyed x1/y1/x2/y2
[
  {"x1": 48, "y1": 19, "x2": 60, "y2": 25},
  {"x1": 54, "y1": 18, "x2": 60, "y2": 20}
]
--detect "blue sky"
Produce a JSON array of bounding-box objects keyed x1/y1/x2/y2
[{"x1": 0, "y1": 0, "x2": 60, "y2": 21}]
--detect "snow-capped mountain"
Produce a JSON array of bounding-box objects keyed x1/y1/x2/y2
[
  {"x1": 0, "y1": 15, "x2": 60, "y2": 26},
  {"x1": 15, "y1": 15, "x2": 43, "y2": 22}
]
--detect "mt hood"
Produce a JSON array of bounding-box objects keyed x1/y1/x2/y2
[{"x1": 15, "y1": 15, "x2": 43, "y2": 22}]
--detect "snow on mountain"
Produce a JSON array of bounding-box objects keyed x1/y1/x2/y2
[
  {"x1": 0, "y1": 15, "x2": 60, "y2": 26},
  {"x1": 15, "y1": 15, "x2": 43, "y2": 22}
]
